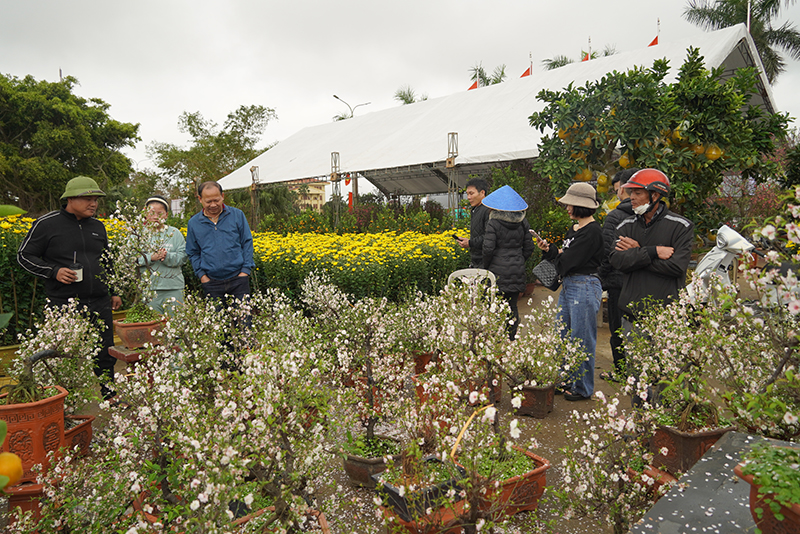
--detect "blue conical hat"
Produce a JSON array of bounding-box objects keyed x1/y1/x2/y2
[{"x1": 481, "y1": 185, "x2": 528, "y2": 211}]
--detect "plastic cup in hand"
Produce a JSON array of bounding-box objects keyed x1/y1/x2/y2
[{"x1": 70, "y1": 262, "x2": 84, "y2": 282}]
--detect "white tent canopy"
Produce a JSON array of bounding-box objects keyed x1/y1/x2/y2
[{"x1": 219, "y1": 24, "x2": 775, "y2": 196}]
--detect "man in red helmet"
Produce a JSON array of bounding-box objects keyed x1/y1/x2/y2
[{"x1": 609, "y1": 168, "x2": 694, "y2": 322}]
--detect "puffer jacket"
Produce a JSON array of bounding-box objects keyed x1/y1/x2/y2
[
  {"x1": 598, "y1": 198, "x2": 634, "y2": 290},
  {"x1": 483, "y1": 210, "x2": 535, "y2": 293}
]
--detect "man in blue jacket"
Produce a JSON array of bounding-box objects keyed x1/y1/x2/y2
[{"x1": 185, "y1": 181, "x2": 255, "y2": 299}]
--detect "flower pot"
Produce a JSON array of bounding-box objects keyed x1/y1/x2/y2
[
  {"x1": 113, "y1": 318, "x2": 164, "y2": 350},
  {"x1": 342, "y1": 434, "x2": 400, "y2": 488},
  {"x1": 649, "y1": 425, "x2": 734, "y2": 476},
  {"x1": 0, "y1": 385, "x2": 68, "y2": 484},
  {"x1": 380, "y1": 501, "x2": 464, "y2": 534},
  {"x1": 232, "y1": 506, "x2": 331, "y2": 533},
  {"x1": 373, "y1": 456, "x2": 467, "y2": 523},
  {"x1": 516, "y1": 383, "x2": 555, "y2": 419},
  {"x1": 463, "y1": 374, "x2": 503, "y2": 406},
  {"x1": 64, "y1": 414, "x2": 95, "y2": 458},
  {"x1": 5, "y1": 482, "x2": 45, "y2": 526},
  {"x1": 482, "y1": 447, "x2": 550, "y2": 517},
  {"x1": 735, "y1": 463, "x2": 800, "y2": 534},
  {"x1": 625, "y1": 464, "x2": 677, "y2": 501}
]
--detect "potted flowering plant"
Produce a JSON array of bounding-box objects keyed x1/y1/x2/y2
[
  {"x1": 734, "y1": 442, "x2": 800, "y2": 533},
  {"x1": 1, "y1": 299, "x2": 101, "y2": 487},
  {"x1": 301, "y1": 272, "x2": 405, "y2": 488},
  {"x1": 104, "y1": 201, "x2": 171, "y2": 349},
  {"x1": 376, "y1": 280, "x2": 551, "y2": 533},
  {"x1": 9, "y1": 290, "x2": 337, "y2": 533},
  {"x1": 498, "y1": 295, "x2": 588, "y2": 418},
  {"x1": 555, "y1": 391, "x2": 673, "y2": 534}
]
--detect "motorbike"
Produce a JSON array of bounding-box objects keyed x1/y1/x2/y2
[{"x1": 690, "y1": 224, "x2": 798, "y2": 307}]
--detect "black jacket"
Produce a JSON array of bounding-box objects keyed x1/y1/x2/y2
[
  {"x1": 483, "y1": 211, "x2": 535, "y2": 293},
  {"x1": 608, "y1": 203, "x2": 694, "y2": 318},
  {"x1": 17, "y1": 209, "x2": 114, "y2": 300},
  {"x1": 598, "y1": 198, "x2": 634, "y2": 290},
  {"x1": 543, "y1": 220, "x2": 604, "y2": 278},
  {"x1": 468, "y1": 203, "x2": 489, "y2": 268}
]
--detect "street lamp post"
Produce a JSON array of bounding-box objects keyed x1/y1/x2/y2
[
  {"x1": 333, "y1": 94, "x2": 371, "y2": 119},
  {"x1": 332, "y1": 95, "x2": 370, "y2": 205}
]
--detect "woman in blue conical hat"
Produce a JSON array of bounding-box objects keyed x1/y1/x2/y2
[{"x1": 482, "y1": 185, "x2": 535, "y2": 341}]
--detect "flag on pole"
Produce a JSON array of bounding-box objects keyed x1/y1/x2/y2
[
  {"x1": 581, "y1": 52, "x2": 589, "y2": 62},
  {"x1": 648, "y1": 35, "x2": 658, "y2": 47},
  {"x1": 468, "y1": 80, "x2": 478, "y2": 90},
  {"x1": 520, "y1": 67, "x2": 532, "y2": 78},
  {"x1": 348, "y1": 192, "x2": 353, "y2": 211}
]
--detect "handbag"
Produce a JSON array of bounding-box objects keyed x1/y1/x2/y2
[{"x1": 532, "y1": 259, "x2": 561, "y2": 291}]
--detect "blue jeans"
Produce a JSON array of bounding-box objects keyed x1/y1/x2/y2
[{"x1": 557, "y1": 274, "x2": 602, "y2": 398}]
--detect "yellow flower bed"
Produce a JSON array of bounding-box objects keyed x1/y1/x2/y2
[
  {"x1": 250, "y1": 230, "x2": 468, "y2": 299},
  {"x1": 1, "y1": 215, "x2": 469, "y2": 337}
]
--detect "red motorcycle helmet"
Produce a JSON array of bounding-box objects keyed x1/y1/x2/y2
[{"x1": 622, "y1": 168, "x2": 670, "y2": 196}]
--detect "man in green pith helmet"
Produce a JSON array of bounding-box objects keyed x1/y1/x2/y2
[{"x1": 17, "y1": 176, "x2": 122, "y2": 401}]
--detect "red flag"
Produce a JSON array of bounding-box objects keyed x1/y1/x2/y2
[
  {"x1": 468, "y1": 80, "x2": 478, "y2": 90},
  {"x1": 581, "y1": 52, "x2": 589, "y2": 62},
  {"x1": 345, "y1": 173, "x2": 351, "y2": 186},
  {"x1": 348, "y1": 192, "x2": 353, "y2": 211},
  {"x1": 648, "y1": 35, "x2": 658, "y2": 47},
  {"x1": 520, "y1": 67, "x2": 531, "y2": 78}
]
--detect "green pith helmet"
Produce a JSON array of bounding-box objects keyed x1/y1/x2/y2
[{"x1": 60, "y1": 176, "x2": 106, "y2": 200}]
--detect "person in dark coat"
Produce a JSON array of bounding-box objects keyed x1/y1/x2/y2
[
  {"x1": 455, "y1": 178, "x2": 490, "y2": 268},
  {"x1": 534, "y1": 182, "x2": 604, "y2": 401},
  {"x1": 598, "y1": 168, "x2": 637, "y2": 381},
  {"x1": 482, "y1": 185, "x2": 535, "y2": 340}
]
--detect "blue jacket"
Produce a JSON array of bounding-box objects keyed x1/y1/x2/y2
[{"x1": 185, "y1": 205, "x2": 254, "y2": 281}]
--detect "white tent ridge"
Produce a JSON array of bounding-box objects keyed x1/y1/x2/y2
[{"x1": 219, "y1": 24, "x2": 775, "y2": 196}]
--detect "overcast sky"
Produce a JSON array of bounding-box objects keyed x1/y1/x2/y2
[{"x1": 2, "y1": 0, "x2": 799, "y2": 181}]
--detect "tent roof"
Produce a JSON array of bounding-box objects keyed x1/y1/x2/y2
[{"x1": 219, "y1": 24, "x2": 775, "y2": 195}]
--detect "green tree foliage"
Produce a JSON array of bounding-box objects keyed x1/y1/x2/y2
[
  {"x1": 528, "y1": 47, "x2": 790, "y2": 231},
  {"x1": 148, "y1": 104, "x2": 277, "y2": 210},
  {"x1": 684, "y1": 0, "x2": 800, "y2": 83},
  {"x1": 469, "y1": 62, "x2": 507, "y2": 87},
  {"x1": 0, "y1": 73, "x2": 139, "y2": 214},
  {"x1": 394, "y1": 85, "x2": 428, "y2": 105},
  {"x1": 542, "y1": 45, "x2": 617, "y2": 70}
]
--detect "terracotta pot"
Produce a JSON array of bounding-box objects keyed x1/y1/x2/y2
[
  {"x1": 413, "y1": 351, "x2": 435, "y2": 375},
  {"x1": 373, "y1": 456, "x2": 466, "y2": 523},
  {"x1": 625, "y1": 464, "x2": 677, "y2": 501},
  {"x1": 480, "y1": 447, "x2": 550, "y2": 517},
  {"x1": 380, "y1": 501, "x2": 464, "y2": 534},
  {"x1": 4, "y1": 483, "x2": 45, "y2": 526},
  {"x1": 0, "y1": 385, "x2": 68, "y2": 484},
  {"x1": 232, "y1": 506, "x2": 331, "y2": 533},
  {"x1": 516, "y1": 383, "x2": 555, "y2": 418},
  {"x1": 649, "y1": 425, "x2": 734, "y2": 476},
  {"x1": 64, "y1": 414, "x2": 95, "y2": 458},
  {"x1": 463, "y1": 374, "x2": 503, "y2": 406},
  {"x1": 342, "y1": 434, "x2": 400, "y2": 488},
  {"x1": 113, "y1": 318, "x2": 164, "y2": 349},
  {"x1": 735, "y1": 463, "x2": 800, "y2": 534}
]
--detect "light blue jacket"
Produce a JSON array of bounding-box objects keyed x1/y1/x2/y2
[
  {"x1": 137, "y1": 225, "x2": 187, "y2": 290},
  {"x1": 185, "y1": 205, "x2": 254, "y2": 281}
]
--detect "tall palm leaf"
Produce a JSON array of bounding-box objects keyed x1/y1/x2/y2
[
  {"x1": 684, "y1": 0, "x2": 800, "y2": 83},
  {"x1": 542, "y1": 55, "x2": 575, "y2": 70}
]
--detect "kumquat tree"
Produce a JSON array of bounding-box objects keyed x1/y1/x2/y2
[{"x1": 529, "y1": 47, "x2": 790, "y2": 232}]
